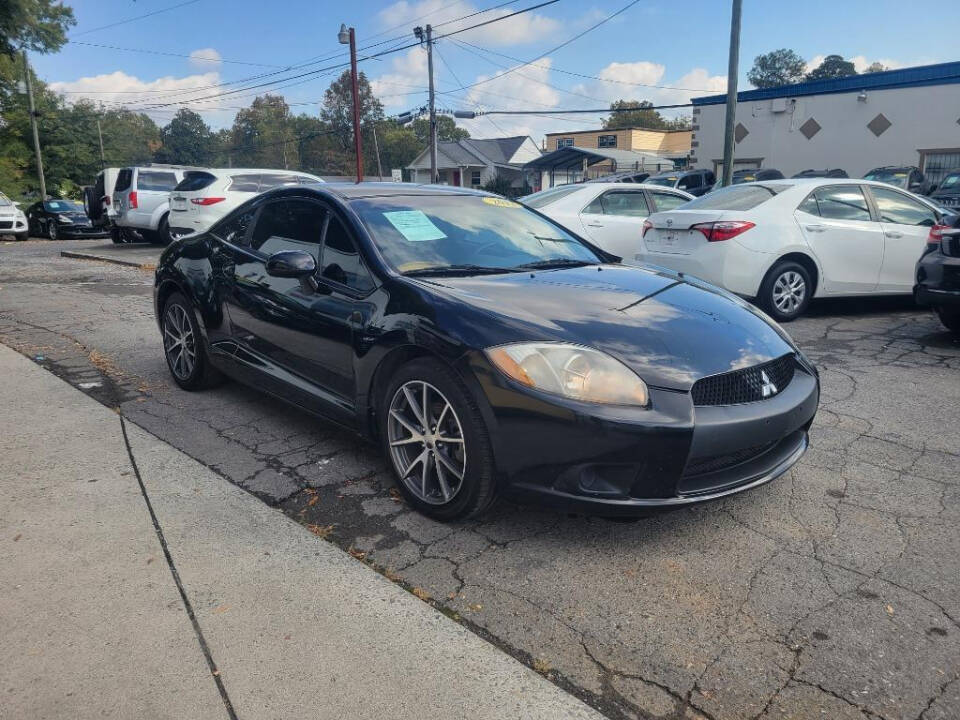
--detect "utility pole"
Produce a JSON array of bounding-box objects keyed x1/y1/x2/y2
[
  {"x1": 22, "y1": 50, "x2": 47, "y2": 199},
  {"x1": 720, "y1": 0, "x2": 742, "y2": 188},
  {"x1": 415, "y1": 25, "x2": 438, "y2": 184},
  {"x1": 338, "y1": 24, "x2": 364, "y2": 183},
  {"x1": 96, "y1": 118, "x2": 106, "y2": 170},
  {"x1": 370, "y1": 123, "x2": 384, "y2": 181}
]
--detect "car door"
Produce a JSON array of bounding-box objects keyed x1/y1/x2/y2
[
  {"x1": 577, "y1": 189, "x2": 651, "y2": 262},
  {"x1": 795, "y1": 184, "x2": 884, "y2": 294},
  {"x1": 112, "y1": 168, "x2": 133, "y2": 221},
  {"x1": 25, "y1": 202, "x2": 43, "y2": 234},
  {"x1": 868, "y1": 185, "x2": 940, "y2": 293}
]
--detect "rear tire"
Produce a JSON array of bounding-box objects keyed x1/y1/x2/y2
[
  {"x1": 759, "y1": 260, "x2": 812, "y2": 322},
  {"x1": 380, "y1": 358, "x2": 498, "y2": 521},
  {"x1": 161, "y1": 292, "x2": 224, "y2": 391},
  {"x1": 153, "y1": 215, "x2": 172, "y2": 245},
  {"x1": 936, "y1": 306, "x2": 960, "y2": 335}
]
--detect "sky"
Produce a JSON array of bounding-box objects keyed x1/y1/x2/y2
[{"x1": 33, "y1": 0, "x2": 956, "y2": 143}]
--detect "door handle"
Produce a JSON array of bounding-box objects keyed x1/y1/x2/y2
[
  {"x1": 885, "y1": 231, "x2": 904, "y2": 239},
  {"x1": 586, "y1": 222, "x2": 605, "y2": 228},
  {"x1": 804, "y1": 224, "x2": 826, "y2": 232}
]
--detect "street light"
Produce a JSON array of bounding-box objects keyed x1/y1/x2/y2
[{"x1": 338, "y1": 23, "x2": 364, "y2": 184}]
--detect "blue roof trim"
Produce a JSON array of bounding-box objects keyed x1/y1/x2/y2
[{"x1": 692, "y1": 61, "x2": 960, "y2": 106}]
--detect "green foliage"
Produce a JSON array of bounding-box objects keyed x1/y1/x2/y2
[
  {"x1": 1, "y1": 0, "x2": 75, "y2": 56},
  {"x1": 602, "y1": 100, "x2": 690, "y2": 131},
  {"x1": 481, "y1": 174, "x2": 513, "y2": 197},
  {"x1": 411, "y1": 115, "x2": 470, "y2": 144},
  {"x1": 321, "y1": 70, "x2": 384, "y2": 148},
  {"x1": 864, "y1": 62, "x2": 887, "y2": 74},
  {"x1": 747, "y1": 49, "x2": 807, "y2": 88},
  {"x1": 805, "y1": 55, "x2": 857, "y2": 82},
  {"x1": 154, "y1": 109, "x2": 215, "y2": 165}
]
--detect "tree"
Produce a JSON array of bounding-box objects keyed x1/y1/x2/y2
[
  {"x1": 805, "y1": 55, "x2": 857, "y2": 82},
  {"x1": 411, "y1": 116, "x2": 469, "y2": 145},
  {"x1": 1, "y1": 0, "x2": 75, "y2": 56},
  {"x1": 864, "y1": 62, "x2": 887, "y2": 74},
  {"x1": 747, "y1": 49, "x2": 806, "y2": 88},
  {"x1": 230, "y1": 94, "x2": 297, "y2": 169},
  {"x1": 320, "y1": 70, "x2": 384, "y2": 148},
  {"x1": 602, "y1": 100, "x2": 690, "y2": 131},
  {"x1": 155, "y1": 109, "x2": 215, "y2": 165}
]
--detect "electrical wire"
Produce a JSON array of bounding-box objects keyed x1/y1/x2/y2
[{"x1": 71, "y1": 0, "x2": 205, "y2": 37}]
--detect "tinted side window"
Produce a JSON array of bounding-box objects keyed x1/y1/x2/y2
[
  {"x1": 229, "y1": 174, "x2": 261, "y2": 192},
  {"x1": 115, "y1": 168, "x2": 132, "y2": 192},
  {"x1": 250, "y1": 200, "x2": 325, "y2": 261},
  {"x1": 814, "y1": 186, "x2": 871, "y2": 222},
  {"x1": 600, "y1": 191, "x2": 649, "y2": 217},
  {"x1": 175, "y1": 172, "x2": 217, "y2": 192},
  {"x1": 137, "y1": 171, "x2": 178, "y2": 192},
  {"x1": 214, "y1": 207, "x2": 256, "y2": 245},
  {"x1": 650, "y1": 191, "x2": 688, "y2": 212},
  {"x1": 797, "y1": 193, "x2": 820, "y2": 216},
  {"x1": 871, "y1": 187, "x2": 937, "y2": 227},
  {"x1": 322, "y1": 216, "x2": 374, "y2": 293},
  {"x1": 678, "y1": 174, "x2": 702, "y2": 190},
  {"x1": 259, "y1": 174, "x2": 303, "y2": 189}
]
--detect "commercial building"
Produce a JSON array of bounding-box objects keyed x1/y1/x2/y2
[{"x1": 690, "y1": 61, "x2": 960, "y2": 186}]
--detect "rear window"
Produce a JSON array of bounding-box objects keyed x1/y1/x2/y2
[
  {"x1": 259, "y1": 174, "x2": 303, "y2": 189},
  {"x1": 115, "y1": 168, "x2": 133, "y2": 192},
  {"x1": 175, "y1": 171, "x2": 217, "y2": 192},
  {"x1": 647, "y1": 175, "x2": 679, "y2": 188},
  {"x1": 680, "y1": 184, "x2": 785, "y2": 211},
  {"x1": 521, "y1": 185, "x2": 581, "y2": 209},
  {"x1": 137, "y1": 171, "x2": 178, "y2": 192}
]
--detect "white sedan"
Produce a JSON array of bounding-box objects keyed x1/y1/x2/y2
[
  {"x1": 521, "y1": 183, "x2": 693, "y2": 261},
  {"x1": 641, "y1": 178, "x2": 952, "y2": 321}
]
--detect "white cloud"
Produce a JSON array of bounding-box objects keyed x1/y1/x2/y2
[
  {"x1": 189, "y1": 48, "x2": 222, "y2": 69},
  {"x1": 49, "y1": 70, "x2": 234, "y2": 127},
  {"x1": 369, "y1": 47, "x2": 430, "y2": 109},
  {"x1": 378, "y1": 0, "x2": 561, "y2": 46}
]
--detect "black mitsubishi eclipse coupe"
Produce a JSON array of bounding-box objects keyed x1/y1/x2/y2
[{"x1": 154, "y1": 183, "x2": 819, "y2": 520}]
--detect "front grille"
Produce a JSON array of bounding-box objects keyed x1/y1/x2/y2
[
  {"x1": 684, "y1": 440, "x2": 777, "y2": 477},
  {"x1": 691, "y1": 354, "x2": 796, "y2": 406},
  {"x1": 0, "y1": 221, "x2": 12, "y2": 230}
]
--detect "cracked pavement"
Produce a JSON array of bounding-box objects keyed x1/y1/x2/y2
[{"x1": 2, "y1": 239, "x2": 959, "y2": 720}]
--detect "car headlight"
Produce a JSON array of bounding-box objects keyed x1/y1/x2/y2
[
  {"x1": 486, "y1": 342, "x2": 649, "y2": 406},
  {"x1": 58, "y1": 215, "x2": 73, "y2": 224}
]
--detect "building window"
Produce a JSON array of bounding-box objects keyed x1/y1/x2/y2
[
  {"x1": 471, "y1": 171, "x2": 482, "y2": 187},
  {"x1": 556, "y1": 138, "x2": 574, "y2": 149},
  {"x1": 597, "y1": 135, "x2": 617, "y2": 148}
]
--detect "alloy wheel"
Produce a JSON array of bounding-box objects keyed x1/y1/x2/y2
[
  {"x1": 163, "y1": 304, "x2": 197, "y2": 380},
  {"x1": 772, "y1": 270, "x2": 805, "y2": 315},
  {"x1": 387, "y1": 380, "x2": 466, "y2": 505},
  {"x1": 48, "y1": 223, "x2": 57, "y2": 241}
]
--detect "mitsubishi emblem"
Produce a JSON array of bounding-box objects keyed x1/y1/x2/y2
[{"x1": 760, "y1": 370, "x2": 778, "y2": 398}]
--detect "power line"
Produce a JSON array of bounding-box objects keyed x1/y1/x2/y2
[{"x1": 71, "y1": 0, "x2": 204, "y2": 37}]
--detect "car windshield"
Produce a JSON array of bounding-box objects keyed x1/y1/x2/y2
[
  {"x1": 679, "y1": 184, "x2": 785, "y2": 211},
  {"x1": 0, "y1": 193, "x2": 12, "y2": 207},
  {"x1": 45, "y1": 200, "x2": 84, "y2": 212},
  {"x1": 939, "y1": 172, "x2": 960, "y2": 189},
  {"x1": 647, "y1": 176, "x2": 679, "y2": 187},
  {"x1": 521, "y1": 185, "x2": 581, "y2": 208},
  {"x1": 731, "y1": 173, "x2": 757, "y2": 184},
  {"x1": 352, "y1": 194, "x2": 601, "y2": 275},
  {"x1": 864, "y1": 169, "x2": 909, "y2": 186}
]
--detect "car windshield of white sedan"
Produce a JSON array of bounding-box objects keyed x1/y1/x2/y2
[
  {"x1": 680, "y1": 184, "x2": 784, "y2": 211},
  {"x1": 353, "y1": 195, "x2": 601, "y2": 275},
  {"x1": 521, "y1": 185, "x2": 581, "y2": 208}
]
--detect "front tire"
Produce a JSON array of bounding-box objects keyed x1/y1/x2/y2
[
  {"x1": 759, "y1": 260, "x2": 812, "y2": 322},
  {"x1": 47, "y1": 222, "x2": 58, "y2": 241},
  {"x1": 936, "y1": 306, "x2": 960, "y2": 335},
  {"x1": 380, "y1": 358, "x2": 498, "y2": 521},
  {"x1": 161, "y1": 292, "x2": 224, "y2": 391},
  {"x1": 15, "y1": 232, "x2": 28, "y2": 242}
]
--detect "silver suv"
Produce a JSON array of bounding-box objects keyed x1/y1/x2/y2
[{"x1": 112, "y1": 165, "x2": 194, "y2": 244}]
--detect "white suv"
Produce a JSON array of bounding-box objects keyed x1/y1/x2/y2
[
  {"x1": 168, "y1": 168, "x2": 324, "y2": 236},
  {"x1": 112, "y1": 165, "x2": 194, "y2": 244}
]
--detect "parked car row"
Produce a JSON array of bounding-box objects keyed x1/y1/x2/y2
[{"x1": 523, "y1": 177, "x2": 955, "y2": 323}]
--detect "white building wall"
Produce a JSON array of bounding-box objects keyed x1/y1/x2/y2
[{"x1": 692, "y1": 83, "x2": 960, "y2": 179}]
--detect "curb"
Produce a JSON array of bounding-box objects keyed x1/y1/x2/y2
[{"x1": 60, "y1": 250, "x2": 145, "y2": 268}]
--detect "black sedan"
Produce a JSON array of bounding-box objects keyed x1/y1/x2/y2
[
  {"x1": 153, "y1": 184, "x2": 819, "y2": 520},
  {"x1": 915, "y1": 215, "x2": 960, "y2": 335},
  {"x1": 26, "y1": 199, "x2": 109, "y2": 240}
]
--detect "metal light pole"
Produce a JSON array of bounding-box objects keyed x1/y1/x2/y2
[
  {"x1": 339, "y1": 24, "x2": 364, "y2": 184},
  {"x1": 22, "y1": 50, "x2": 47, "y2": 199},
  {"x1": 720, "y1": 0, "x2": 742, "y2": 187},
  {"x1": 414, "y1": 25, "x2": 438, "y2": 184},
  {"x1": 96, "y1": 118, "x2": 106, "y2": 170}
]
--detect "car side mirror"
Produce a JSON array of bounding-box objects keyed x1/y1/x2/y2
[{"x1": 265, "y1": 250, "x2": 316, "y2": 278}]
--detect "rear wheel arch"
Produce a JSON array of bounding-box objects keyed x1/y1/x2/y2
[{"x1": 763, "y1": 252, "x2": 819, "y2": 298}]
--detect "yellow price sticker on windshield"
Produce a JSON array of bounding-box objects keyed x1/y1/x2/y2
[{"x1": 482, "y1": 197, "x2": 521, "y2": 208}]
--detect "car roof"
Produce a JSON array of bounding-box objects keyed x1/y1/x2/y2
[{"x1": 259, "y1": 182, "x2": 498, "y2": 202}]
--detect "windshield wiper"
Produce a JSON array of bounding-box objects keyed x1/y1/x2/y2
[
  {"x1": 529, "y1": 233, "x2": 575, "y2": 243},
  {"x1": 514, "y1": 258, "x2": 595, "y2": 271},
  {"x1": 403, "y1": 264, "x2": 520, "y2": 277}
]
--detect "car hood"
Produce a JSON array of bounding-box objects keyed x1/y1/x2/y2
[
  {"x1": 418, "y1": 264, "x2": 797, "y2": 391},
  {"x1": 59, "y1": 212, "x2": 90, "y2": 222}
]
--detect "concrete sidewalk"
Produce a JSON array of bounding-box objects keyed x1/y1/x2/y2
[{"x1": 0, "y1": 344, "x2": 600, "y2": 720}]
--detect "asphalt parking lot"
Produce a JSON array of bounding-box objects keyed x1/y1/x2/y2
[{"x1": 2, "y1": 238, "x2": 959, "y2": 720}]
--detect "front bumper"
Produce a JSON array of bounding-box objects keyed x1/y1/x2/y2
[
  {"x1": 463, "y1": 352, "x2": 819, "y2": 514},
  {"x1": 57, "y1": 223, "x2": 110, "y2": 238},
  {"x1": 915, "y1": 249, "x2": 960, "y2": 308}
]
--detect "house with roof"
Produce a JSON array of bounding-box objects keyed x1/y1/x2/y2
[
  {"x1": 405, "y1": 136, "x2": 542, "y2": 190},
  {"x1": 690, "y1": 61, "x2": 960, "y2": 185}
]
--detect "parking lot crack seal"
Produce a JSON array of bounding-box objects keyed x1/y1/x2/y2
[{"x1": 119, "y1": 416, "x2": 239, "y2": 720}]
